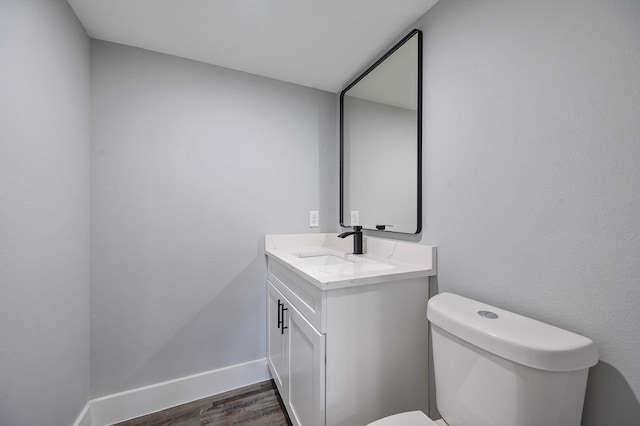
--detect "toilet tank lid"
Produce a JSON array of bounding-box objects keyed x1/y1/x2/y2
[{"x1": 427, "y1": 293, "x2": 598, "y2": 372}]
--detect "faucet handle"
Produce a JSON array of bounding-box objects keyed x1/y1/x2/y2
[{"x1": 353, "y1": 225, "x2": 362, "y2": 231}]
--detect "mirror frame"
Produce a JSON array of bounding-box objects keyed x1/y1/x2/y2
[{"x1": 339, "y1": 29, "x2": 423, "y2": 234}]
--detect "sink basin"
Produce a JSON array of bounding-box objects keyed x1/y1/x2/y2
[
  {"x1": 296, "y1": 252, "x2": 394, "y2": 273},
  {"x1": 297, "y1": 254, "x2": 354, "y2": 266}
]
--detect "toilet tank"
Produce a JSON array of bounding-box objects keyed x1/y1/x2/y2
[{"x1": 427, "y1": 293, "x2": 598, "y2": 426}]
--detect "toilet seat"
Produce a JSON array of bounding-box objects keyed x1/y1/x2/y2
[{"x1": 366, "y1": 411, "x2": 439, "y2": 426}]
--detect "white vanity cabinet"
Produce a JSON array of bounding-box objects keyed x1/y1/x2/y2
[
  {"x1": 265, "y1": 234, "x2": 436, "y2": 426},
  {"x1": 267, "y1": 279, "x2": 325, "y2": 426},
  {"x1": 266, "y1": 283, "x2": 287, "y2": 391}
]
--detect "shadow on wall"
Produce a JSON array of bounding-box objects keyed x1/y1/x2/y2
[
  {"x1": 582, "y1": 361, "x2": 640, "y2": 425},
  {"x1": 427, "y1": 276, "x2": 439, "y2": 420}
]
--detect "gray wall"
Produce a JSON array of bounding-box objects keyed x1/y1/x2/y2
[
  {"x1": 413, "y1": 0, "x2": 640, "y2": 424},
  {"x1": 0, "y1": 0, "x2": 91, "y2": 424},
  {"x1": 90, "y1": 40, "x2": 337, "y2": 397}
]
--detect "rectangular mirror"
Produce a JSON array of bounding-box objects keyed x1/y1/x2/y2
[{"x1": 340, "y1": 29, "x2": 422, "y2": 234}]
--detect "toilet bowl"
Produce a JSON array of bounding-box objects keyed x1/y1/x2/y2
[
  {"x1": 368, "y1": 411, "x2": 446, "y2": 426},
  {"x1": 367, "y1": 293, "x2": 598, "y2": 426}
]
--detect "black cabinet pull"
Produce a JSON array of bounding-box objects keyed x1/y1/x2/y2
[
  {"x1": 277, "y1": 299, "x2": 283, "y2": 330},
  {"x1": 281, "y1": 306, "x2": 288, "y2": 335}
]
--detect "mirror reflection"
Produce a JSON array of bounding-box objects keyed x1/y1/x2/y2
[{"x1": 340, "y1": 29, "x2": 422, "y2": 234}]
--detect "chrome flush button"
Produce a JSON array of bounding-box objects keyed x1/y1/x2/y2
[{"x1": 478, "y1": 310, "x2": 499, "y2": 319}]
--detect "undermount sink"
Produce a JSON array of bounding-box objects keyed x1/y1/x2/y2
[
  {"x1": 296, "y1": 254, "x2": 354, "y2": 266},
  {"x1": 296, "y1": 252, "x2": 394, "y2": 273}
]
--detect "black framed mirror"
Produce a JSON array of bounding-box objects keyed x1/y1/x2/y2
[{"x1": 340, "y1": 29, "x2": 422, "y2": 234}]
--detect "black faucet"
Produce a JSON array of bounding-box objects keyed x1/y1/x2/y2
[{"x1": 338, "y1": 225, "x2": 364, "y2": 255}]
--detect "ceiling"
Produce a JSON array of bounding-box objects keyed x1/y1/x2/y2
[{"x1": 67, "y1": 0, "x2": 439, "y2": 93}]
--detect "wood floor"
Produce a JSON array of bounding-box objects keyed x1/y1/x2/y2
[{"x1": 113, "y1": 380, "x2": 292, "y2": 426}]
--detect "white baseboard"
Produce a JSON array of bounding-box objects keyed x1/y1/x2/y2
[
  {"x1": 73, "y1": 402, "x2": 93, "y2": 426},
  {"x1": 73, "y1": 358, "x2": 270, "y2": 426}
]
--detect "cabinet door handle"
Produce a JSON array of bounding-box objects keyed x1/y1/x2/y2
[
  {"x1": 277, "y1": 299, "x2": 283, "y2": 330},
  {"x1": 281, "y1": 306, "x2": 288, "y2": 335}
]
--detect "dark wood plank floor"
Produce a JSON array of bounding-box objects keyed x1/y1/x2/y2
[{"x1": 114, "y1": 380, "x2": 292, "y2": 426}]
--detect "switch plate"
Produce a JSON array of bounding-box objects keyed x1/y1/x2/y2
[
  {"x1": 309, "y1": 210, "x2": 319, "y2": 227},
  {"x1": 350, "y1": 211, "x2": 359, "y2": 226}
]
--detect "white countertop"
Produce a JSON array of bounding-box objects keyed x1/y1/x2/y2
[{"x1": 265, "y1": 233, "x2": 437, "y2": 290}]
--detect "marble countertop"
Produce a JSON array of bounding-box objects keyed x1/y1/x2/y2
[{"x1": 265, "y1": 233, "x2": 436, "y2": 290}]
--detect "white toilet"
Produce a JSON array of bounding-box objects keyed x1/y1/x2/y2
[{"x1": 368, "y1": 292, "x2": 598, "y2": 426}]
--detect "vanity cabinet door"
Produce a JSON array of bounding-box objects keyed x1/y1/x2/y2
[
  {"x1": 286, "y1": 303, "x2": 326, "y2": 426},
  {"x1": 267, "y1": 282, "x2": 287, "y2": 396}
]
